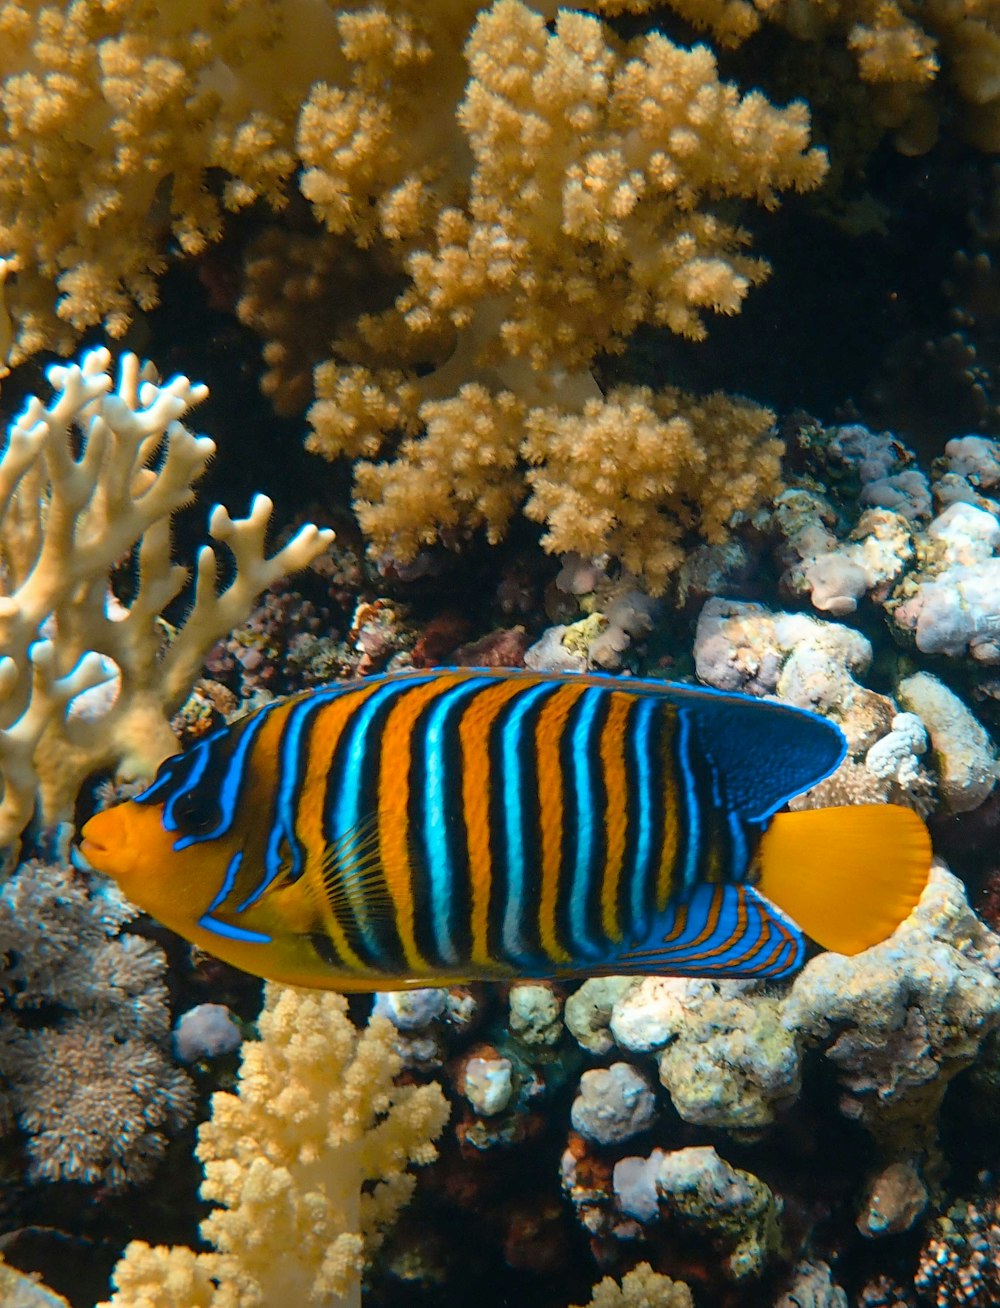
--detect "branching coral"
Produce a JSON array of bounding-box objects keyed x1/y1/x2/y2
[
  {"x1": 522, "y1": 388, "x2": 781, "y2": 594},
  {"x1": 306, "y1": 1, "x2": 822, "y2": 583},
  {"x1": 0, "y1": 1, "x2": 825, "y2": 588},
  {"x1": 0, "y1": 858, "x2": 193, "y2": 1188},
  {"x1": 100, "y1": 983, "x2": 450, "y2": 1308},
  {"x1": 0, "y1": 341, "x2": 333, "y2": 850}
]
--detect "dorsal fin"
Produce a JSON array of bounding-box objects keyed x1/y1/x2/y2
[
  {"x1": 670, "y1": 689, "x2": 846, "y2": 821},
  {"x1": 438, "y1": 668, "x2": 847, "y2": 821}
]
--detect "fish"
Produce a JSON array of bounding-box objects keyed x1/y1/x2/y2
[{"x1": 79, "y1": 667, "x2": 932, "y2": 991}]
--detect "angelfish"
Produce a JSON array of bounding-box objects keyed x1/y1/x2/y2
[{"x1": 80, "y1": 668, "x2": 932, "y2": 990}]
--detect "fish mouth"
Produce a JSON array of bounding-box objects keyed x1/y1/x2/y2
[{"x1": 79, "y1": 813, "x2": 121, "y2": 872}]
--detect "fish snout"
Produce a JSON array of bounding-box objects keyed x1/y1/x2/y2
[{"x1": 79, "y1": 806, "x2": 133, "y2": 877}]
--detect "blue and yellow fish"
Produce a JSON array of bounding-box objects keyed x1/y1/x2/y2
[{"x1": 80, "y1": 668, "x2": 932, "y2": 990}]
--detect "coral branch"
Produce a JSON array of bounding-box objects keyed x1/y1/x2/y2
[{"x1": 0, "y1": 346, "x2": 334, "y2": 851}]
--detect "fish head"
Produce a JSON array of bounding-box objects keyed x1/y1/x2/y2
[{"x1": 80, "y1": 793, "x2": 254, "y2": 936}]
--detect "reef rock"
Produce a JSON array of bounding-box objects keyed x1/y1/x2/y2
[
  {"x1": 694, "y1": 596, "x2": 892, "y2": 751},
  {"x1": 774, "y1": 1261, "x2": 848, "y2": 1308},
  {"x1": 565, "y1": 977, "x2": 637, "y2": 1056},
  {"x1": 615, "y1": 1145, "x2": 782, "y2": 1280},
  {"x1": 783, "y1": 864, "x2": 1000, "y2": 1154},
  {"x1": 896, "y1": 671, "x2": 997, "y2": 812},
  {"x1": 570, "y1": 1063, "x2": 657, "y2": 1145},
  {"x1": 856, "y1": 1160, "x2": 928, "y2": 1238},
  {"x1": 610, "y1": 976, "x2": 800, "y2": 1137},
  {"x1": 891, "y1": 502, "x2": 1000, "y2": 661}
]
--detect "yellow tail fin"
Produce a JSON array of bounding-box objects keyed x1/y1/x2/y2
[{"x1": 756, "y1": 804, "x2": 932, "y2": 956}]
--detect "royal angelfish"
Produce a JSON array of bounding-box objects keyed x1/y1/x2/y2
[{"x1": 80, "y1": 668, "x2": 932, "y2": 990}]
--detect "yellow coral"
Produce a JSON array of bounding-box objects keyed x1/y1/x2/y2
[
  {"x1": 572, "y1": 1262, "x2": 694, "y2": 1308},
  {"x1": 100, "y1": 984, "x2": 450, "y2": 1308},
  {"x1": 1, "y1": 1, "x2": 821, "y2": 584}
]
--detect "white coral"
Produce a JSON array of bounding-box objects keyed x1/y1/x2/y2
[{"x1": 0, "y1": 345, "x2": 334, "y2": 849}]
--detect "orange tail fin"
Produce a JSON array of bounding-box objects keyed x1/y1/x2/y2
[{"x1": 756, "y1": 804, "x2": 932, "y2": 955}]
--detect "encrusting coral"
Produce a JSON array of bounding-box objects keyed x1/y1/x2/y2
[
  {"x1": 100, "y1": 983, "x2": 450, "y2": 1308},
  {"x1": 0, "y1": 339, "x2": 333, "y2": 851}
]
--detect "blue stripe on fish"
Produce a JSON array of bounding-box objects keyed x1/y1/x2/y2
[{"x1": 422, "y1": 676, "x2": 484, "y2": 966}]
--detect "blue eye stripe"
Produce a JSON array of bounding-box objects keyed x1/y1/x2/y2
[
  {"x1": 162, "y1": 745, "x2": 212, "y2": 832},
  {"x1": 172, "y1": 702, "x2": 281, "y2": 851},
  {"x1": 139, "y1": 725, "x2": 229, "y2": 807},
  {"x1": 204, "y1": 849, "x2": 244, "y2": 914}
]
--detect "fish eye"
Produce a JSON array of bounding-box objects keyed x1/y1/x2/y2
[{"x1": 170, "y1": 791, "x2": 221, "y2": 836}]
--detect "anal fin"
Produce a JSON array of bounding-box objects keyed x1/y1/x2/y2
[{"x1": 605, "y1": 884, "x2": 805, "y2": 981}]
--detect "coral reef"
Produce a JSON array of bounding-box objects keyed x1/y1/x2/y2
[
  {"x1": 0, "y1": 859, "x2": 193, "y2": 1188},
  {"x1": 784, "y1": 864, "x2": 1000, "y2": 1156},
  {"x1": 100, "y1": 983, "x2": 449, "y2": 1308},
  {"x1": 4, "y1": 10, "x2": 1000, "y2": 1301},
  {"x1": 0, "y1": 344, "x2": 332, "y2": 851}
]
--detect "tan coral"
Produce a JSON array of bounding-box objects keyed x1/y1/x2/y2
[
  {"x1": 0, "y1": 0, "x2": 338, "y2": 365},
  {"x1": 523, "y1": 388, "x2": 780, "y2": 596},
  {"x1": 571, "y1": 1262, "x2": 694, "y2": 1308},
  {"x1": 100, "y1": 983, "x2": 450, "y2": 1308},
  {"x1": 303, "y1": 2, "x2": 821, "y2": 579}
]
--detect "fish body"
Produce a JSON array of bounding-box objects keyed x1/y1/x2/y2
[{"x1": 80, "y1": 668, "x2": 932, "y2": 990}]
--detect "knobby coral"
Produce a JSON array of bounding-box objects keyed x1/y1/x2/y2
[
  {"x1": 101, "y1": 983, "x2": 450, "y2": 1308},
  {"x1": 0, "y1": 340, "x2": 333, "y2": 851}
]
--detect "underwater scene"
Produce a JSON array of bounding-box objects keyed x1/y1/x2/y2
[{"x1": 3, "y1": 1, "x2": 1000, "y2": 1306}]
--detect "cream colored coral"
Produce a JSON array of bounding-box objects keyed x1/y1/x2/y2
[
  {"x1": 101, "y1": 984, "x2": 450, "y2": 1308},
  {"x1": 0, "y1": 345, "x2": 333, "y2": 849},
  {"x1": 572, "y1": 1262, "x2": 694, "y2": 1308}
]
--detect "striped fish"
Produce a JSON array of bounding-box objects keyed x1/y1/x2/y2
[{"x1": 80, "y1": 668, "x2": 932, "y2": 989}]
